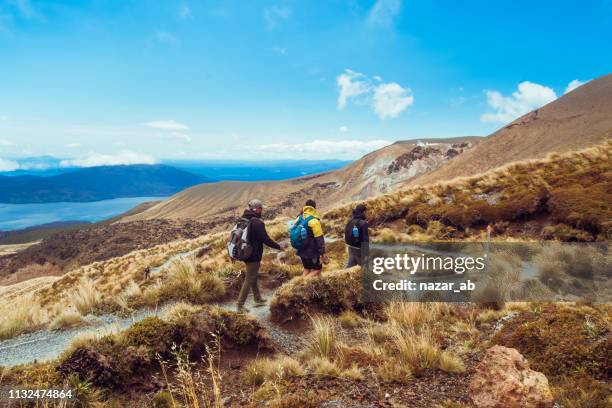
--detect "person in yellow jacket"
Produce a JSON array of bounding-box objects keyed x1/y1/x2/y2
[{"x1": 294, "y1": 199, "x2": 328, "y2": 277}]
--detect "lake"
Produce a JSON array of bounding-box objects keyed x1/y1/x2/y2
[{"x1": 0, "y1": 196, "x2": 165, "y2": 231}]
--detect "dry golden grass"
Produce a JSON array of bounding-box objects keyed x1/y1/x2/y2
[
  {"x1": 337, "y1": 310, "x2": 363, "y2": 328},
  {"x1": 48, "y1": 308, "x2": 84, "y2": 330},
  {"x1": 390, "y1": 325, "x2": 440, "y2": 372},
  {"x1": 0, "y1": 295, "x2": 49, "y2": 340},
  {"x1": 308, "y1": 357, "x2": 341, "y2": 377},
  {"x1": 243, "y1": 356, "x2": 304, "y2": 385},
  {"x1": 71, "y1": 279, "x2": 102, "y2": 315},
  {"x1": 438, "y1": 351, "x2": 466, "y2": 373},
  {"x1": 304, "y1": 315, "x2": 337, "y2": 359}
]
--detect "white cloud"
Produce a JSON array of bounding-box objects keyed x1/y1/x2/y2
[
  {"x1": 145, "y1": 119, "x2": 189, "y2": 131},
  {"x1": 367, "y1": 0, "x2": 402, "y2": 27},
  {"x1": 337, "y1": 69, "x2": 373, "y2": 109},
  {"x1": 565, "y1": 79, "x2": 589, "y2": 94},
  {"x1": 0, "y1": 158, "x2": 19, "y2": 171},
  {"x1": 339, "y1": 125, "x2": 349, "y2": 132},
  {"x1": 0, "y1": 139, "x2": 15, "y2": 146},
  {"x1": 65, "y1": 143, "x2": 81, "y2": 148},
  {"x1": 60, "y1": 150, "x2": 157, "y2": 168},
  {"x1": 337, "y1": 69, "x2": 414, "y2": 119},
  {"x1": 264, "y1": 5, "x2": 291, "y2": 29},
  {"x1": 373, "y1": 82, "x2": 414, "y2": 119},
  {"x1": 257, "y1": 139, "x2": 392, "y2": 158},
  {"x1": 480, "y1": 81, "x2": 557, "y2": 124}
]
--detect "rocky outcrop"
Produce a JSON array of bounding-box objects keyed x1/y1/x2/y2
[{"x1": 469, "y1": 345, "x2": 554, "y2": 408}]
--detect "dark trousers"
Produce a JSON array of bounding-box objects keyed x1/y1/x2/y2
[
  {"x1": 237, "y1": 262, "x2": 262, "y2": 306},
  {"x1": 346, "y1": 246, "x2": 363, "y2": 268}
]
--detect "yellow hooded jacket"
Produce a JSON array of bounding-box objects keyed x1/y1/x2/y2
[{"x1": 295, "y1": 205, "x2": 325, "y2": 258}]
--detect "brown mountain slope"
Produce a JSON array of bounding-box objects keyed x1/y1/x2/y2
[
  {"x1": 409, "y1": 73, "x2": 612, "y2": 186},
  {"x1": 121, "y1": 137, "x2": 480, "y2": 222}
]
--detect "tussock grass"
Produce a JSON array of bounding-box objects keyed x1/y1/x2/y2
[
  {"x1": 337, "y1": 310, "x2": 363, "y2": 328},
  {"x1": 384, "y1": 301, "x2": 443, "y2": 332},
  {"x1": 48, "y1": 308, "x2": 84, "y2": 330},
  {"x1": 71, "y1": 279, "x2": 102, "y2": 315},
  {"x1": 156, "y1": 255, "x2": 225, "y2": 304},
  {"x1": 161, "y1": 301, "x2": 202, "y2": 322},
  {"x1": 0, "y1": 295, "x2": 49, "y2": 340},
  {"x1": 243, "y1": 356, "x2": 304, "y2": 385},
  {"x1": 438, "y1": 351, "x2": 466, "y2": 373},
  {"x1": 308, "y1": 357, "x2": 341, "y2": 377},
  {"x1": 390, "y1": 325, "x2": 440, "y2": 372},
  {"x1": 305, "y1": 315, "x2": 337, "y2": 359}
]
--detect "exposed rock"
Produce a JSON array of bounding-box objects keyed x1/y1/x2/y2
[{"x1": 469, "y1": 345, "x2": 554, "y2": 408}]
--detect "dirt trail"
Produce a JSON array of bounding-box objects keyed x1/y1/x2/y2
[
  {"x1": 0, "y1": 284, "x2": 301, "y2": 368},
  {"x1": 0, "y1": 305, "x2": 174, "y2": 367}
]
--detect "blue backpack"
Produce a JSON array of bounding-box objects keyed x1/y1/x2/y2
[{"x1": 289, "y1": 215, "x2": 314, "y2": 249}]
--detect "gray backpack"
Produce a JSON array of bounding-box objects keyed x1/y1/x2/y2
[{"x1": 227, "y1": 217, "x2": 253, "y2": 261}]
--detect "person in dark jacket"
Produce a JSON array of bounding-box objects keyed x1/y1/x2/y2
[
  {"x1": 295, "y1": 199, "x2": 328, "y2": 278},
  {"x1": 236, "y1": 199, "x2": 281, "y2": 312},
  {"x1": 345, "y1": 203, "x2": 370, "y2": 267}
]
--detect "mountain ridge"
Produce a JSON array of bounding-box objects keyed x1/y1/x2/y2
[{"x1": 0, "y1": 164, "x2": 212, "y2": 204}]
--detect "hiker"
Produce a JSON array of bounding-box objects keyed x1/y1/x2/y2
[
  {"x1": 345, "y1": 203, "x2": 370, "y2": 268},
  {"x1": 143, "y1": 266, "x2": 151, "y2": 280},
  {"x1": 290, "y1": 199, "x2": 328, "y2": 278},
  {"x1": 228, "y1": 199, "x2": 281, "y2": 312}
]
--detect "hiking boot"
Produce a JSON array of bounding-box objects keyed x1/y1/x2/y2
[
  {"x1": 254, "y1": 298, "x2": 268, "y2": 307},
  {"x1": 236, "y1": 304, "x2": 250, "y2": 313}
]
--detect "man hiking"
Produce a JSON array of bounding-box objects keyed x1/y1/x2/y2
[
  {"x1": 290, "y1": 199, "x2": 328, "y2": 278},
  {"x1": 230, "y1": 199, "x2": 281, "y2": 313},
  {"x1": 345, "y1": 203, "x2": 370, "y2": 267}
]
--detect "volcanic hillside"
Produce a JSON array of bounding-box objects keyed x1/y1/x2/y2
[
  {"x1": 122, "y1": 137, "x2": 480, "y2": 223},
  {"x1": 409, "y1": 74, "x2": 612, "y2": 186}
]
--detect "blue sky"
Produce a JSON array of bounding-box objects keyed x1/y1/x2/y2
[{"x1": 0, "y1": 0, "x2": 610, "y2": 167}]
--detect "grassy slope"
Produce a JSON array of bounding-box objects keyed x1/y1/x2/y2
[{"x1": 2, "y1": 141, "x2": 611, "y2": 407}]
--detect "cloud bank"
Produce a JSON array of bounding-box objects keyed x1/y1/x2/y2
[
  {"x1": 257, "y1": 139, "x2": 392, "y2": 158},
  {"x1": 60, "y1": 150, "x2": 157, "y2": 168},
  {"x1": 145, "y1": 120, "x2": 189, "y2": 131},
  {"x1": 0, "y1": 158, "x2": 19, "y2": 172}
]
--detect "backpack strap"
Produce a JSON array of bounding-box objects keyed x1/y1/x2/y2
[{"x1": 301, "y1": 215, "x2": 315, "y2": 226}]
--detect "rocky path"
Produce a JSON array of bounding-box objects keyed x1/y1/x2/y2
[
  {"x1": 0, "y1": 288, "x2": 302, "y2": 367},
  {"x1": 0, "y1": 305, "x2": 174, "y2": 367}
]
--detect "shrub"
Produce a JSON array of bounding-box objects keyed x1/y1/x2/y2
[
  {"x1": 542, "y1": 223, "x2": 594, "y2": 242},
  {"x1": 58, "y1": 306, "x2": 268, "y2": 389},
  {"x1": 270, "y1": 268, "x2": 362, "y2": 322}
]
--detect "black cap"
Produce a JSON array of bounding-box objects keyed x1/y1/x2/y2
[{"x1": 305, "y1": 199, "x2": 316, "y2": 208}]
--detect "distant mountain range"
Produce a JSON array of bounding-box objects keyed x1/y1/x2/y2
[{"x1": 0, "y1": 164, "x2": 212, "y2": 204}]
